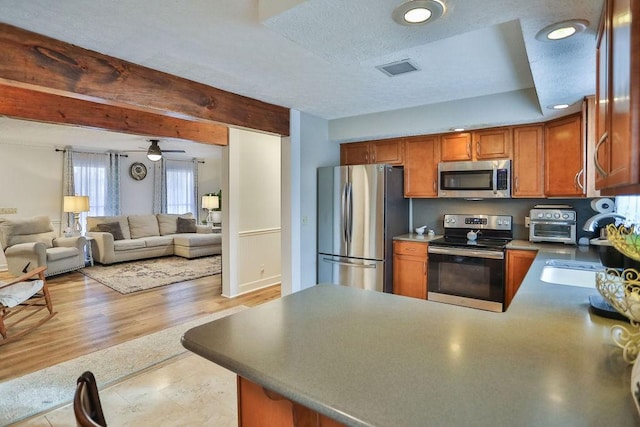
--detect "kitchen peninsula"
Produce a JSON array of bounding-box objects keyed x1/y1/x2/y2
[{"x1": 182, "y1": 247, "x2": 639, "y2": 426}]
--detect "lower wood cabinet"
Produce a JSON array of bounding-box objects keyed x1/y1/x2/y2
[
  {"x1": 238, "y1": 376, "x2": 345, "y2": 427},
  {"x1": 393, "y1": 240, "x2": 428, "y2": 299},
  {"x1": 505, "y1": 249, "x2": 537, "y2": 309}
]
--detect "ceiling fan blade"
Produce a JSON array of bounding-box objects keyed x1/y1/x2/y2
[{"x1": 161, "y1": 149, "x2": 186, "y2": 153}]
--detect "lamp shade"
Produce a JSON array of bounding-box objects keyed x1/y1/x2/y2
[
  {"x1": 63, "y1": 196, "x2": 90, "y2": 213},
  {"x1": 202, "y1": 195, "x2": 219, "y2": 210}
]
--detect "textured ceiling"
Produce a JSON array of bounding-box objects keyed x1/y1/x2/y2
[{"x1": 0, "y1": 0, "x2": 604, "y2": 151}]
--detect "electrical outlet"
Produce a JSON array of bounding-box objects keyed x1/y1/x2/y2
[
  {"x1": 0, "y1": 207, "x2": 17, "y2": 214},
  {"x1": 260, "y1": 264, "x2": 265, "y2": 274},
  {"x1": 524, "y1": 216, "x2": 530, "y2": 228}
]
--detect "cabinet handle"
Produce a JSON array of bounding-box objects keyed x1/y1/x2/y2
[
  {"x1": 372, "y1": 152, "x2": 376, "y2": 163},
  {"x1": 364, "y1": 152, "x2": 369, "y2": 163},
  {"x1": 574, "y1": 169, "x2": 585, "y2": 192},
  {"x1": 514, "y1": 176, "x2": 519, "y2": 192},
  {"x1": 407, "y1": 247, "x2": 416, "y2": 252},
  {"x1": 423, "y1": 261, "x2": 427, "y2": 275},
  {"x1": 433, "y1": 180, "x2": 437, "y2": 193},
  {"x1": 594, "y1": 131, "x2": 608, "y2": 178},
  {"x1": 466, "y1": 142, "x2": 471, "y2": 159},
  {"x1": 476, "y1": 141, "x2": 481, "y2": 157}
]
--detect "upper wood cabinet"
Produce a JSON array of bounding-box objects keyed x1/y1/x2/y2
[
  {"x1": 594, "y1": 0, "x2": 640, "y2": 195},
  {"x1": 404, "y1": 135, "x2": 440, "y2": 197},
  {"x1": 440, "y1": 128, "x2": 511, "y2": 161},
  {"x1": 340, "y1": 138, "x2": 404, "y2": 166},
  {"x1": 440, "y1": 132, "x2": 472, "y2": 161},
  {"x1": 473, "y1": 128, "x2": 512, "y2": 160},
  {"x1": 544, "y1": 113, "x2": 585, "y2": 197},
  {"x1": 512, "y1": 125, "x2": 544, "y2": 198}
]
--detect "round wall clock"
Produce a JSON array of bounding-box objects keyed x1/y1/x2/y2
[{"x1": 129, "y1": 162, "x2": 147, "y2": 181}]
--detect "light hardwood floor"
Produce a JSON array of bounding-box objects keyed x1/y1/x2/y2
[{"x1": 0, "y1": 268, "x2": 281, "y2": 381}]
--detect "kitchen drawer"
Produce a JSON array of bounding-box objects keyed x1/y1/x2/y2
[{"x1": 393, "y1": 241, "x2": 428, "y2": 256}]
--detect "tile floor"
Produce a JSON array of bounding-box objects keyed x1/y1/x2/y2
[{"x1": 14, "y1": 353, "x2": 238, "y2": 426}]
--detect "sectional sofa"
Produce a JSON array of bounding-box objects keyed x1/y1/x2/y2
[{"x1": 86, "y1": 213, "x2": 221, "y2": 265}]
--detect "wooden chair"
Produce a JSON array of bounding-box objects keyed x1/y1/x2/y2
[
  {"x1": 0, "y1": 266, "x2": 56, "y2": 345},
  {"x1": 74, "y1": 371, "x2": 107, "y2": 427}
]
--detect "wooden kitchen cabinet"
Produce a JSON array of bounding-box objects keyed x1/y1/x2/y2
[
  {"x1": 340, "y1": 138, "x2": 404, "y2": 165},
  {"x1": 238, "y1": 376, "x2": 345, "y2": 427},
  {"x1": 403, "y1": 135, "x2": 440, "y2": 197},
  {"x1": 544, "y1": 113, "x2": 585, "y2": 197},
  {"x1": 505, "y1": 249, "x2": 537, "y2": 309},
  {"x1": 440, "y1": 128, "x2": 511, "y2": 161},
  {"x1": 512, "y1": 125, "x2": 544, "y2": 197},
  {"x1": 440, "y1": 132, "x2": 472, "y2": 161},
  {"x1": 594, "y1": 0, "x2": 640, "y2": 195},
  {"x1": 472, "y1": 127, "x2": 512, "y2": 160},
  {"x1": 393, "y1": 241, "x2": 428, "y2": 299}
]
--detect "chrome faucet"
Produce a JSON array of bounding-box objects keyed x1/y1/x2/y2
[{"x1": 582, "y1": 213, "x2": 626, "y2": 232}]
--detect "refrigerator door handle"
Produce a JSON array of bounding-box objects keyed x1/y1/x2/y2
[
  {"x1": 341, "y1": 183, "x2": 348, "y2": 244},
  {"x1": 321, "y1": 257, "x2": 377, "y2": 269},
  {"x1": 347, "y1": 181, "x2": 353, "y2": 244}
]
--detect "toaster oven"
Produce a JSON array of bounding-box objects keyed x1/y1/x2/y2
[{"x1": 529, "y1": 208, "x2": 576, "y2": 244}]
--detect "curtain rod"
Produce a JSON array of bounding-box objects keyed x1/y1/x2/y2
[
  {"x1": 54, "y1": 149, "x2": 206, "y2": 163},
  {"x1": 55, "y1": 148, "x2": 129, "y2": 157}
]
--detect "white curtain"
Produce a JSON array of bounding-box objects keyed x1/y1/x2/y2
[
  {"x1": 164, "y1": 159, "x2": 198, "y2": 214},
  {"x1": 73, "y1": 152, "x2": 122, "y2": 229},
  {"x1": 615, "y1": 195, "x2": 640, "y2": 224}
]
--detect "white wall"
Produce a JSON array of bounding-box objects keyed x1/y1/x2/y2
[
  {"x1": 328, "y1": 88, "x2": 582, "y2": 142},
  {"x1": 281, "y1": 110, "x2": 338, "y2": 295},
  {"x1": 223, "y1": 128, "x2": 281, "y2": 297}
]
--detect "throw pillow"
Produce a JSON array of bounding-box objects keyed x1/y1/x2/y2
[
  {"x1": 176, "y1": 217, "x2": 197, "y2": 233},
  {"x1": 94, "y1": 222, "x2": 125, "y2": 240}
]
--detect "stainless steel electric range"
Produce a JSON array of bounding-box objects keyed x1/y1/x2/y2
[{"x1": 427, "y1": 214, "x2": 513, "y2": 312}]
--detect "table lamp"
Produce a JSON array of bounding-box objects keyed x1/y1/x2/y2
[
  {"x1": 202, "y1": 195, "x2": 220, "y2": 227},
  {"x1": 63, "y1": 195, "x2": 90, "y2": 235}
]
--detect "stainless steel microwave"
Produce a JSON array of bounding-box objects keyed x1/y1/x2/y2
[{"x1": 438, "y1": 160, "x2": 511, "y2": 198}]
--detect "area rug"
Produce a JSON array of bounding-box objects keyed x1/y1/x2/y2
[
  {"x1": 0, "y1": 305, "x2": 247, "y2": 425},
  {"x1": 80, "y1": 255, "x2": 221, "y2": 294}
]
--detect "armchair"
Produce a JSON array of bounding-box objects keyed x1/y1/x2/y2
[{"x1": 0, "y1": 216, "x2": 86, "y2": 277}]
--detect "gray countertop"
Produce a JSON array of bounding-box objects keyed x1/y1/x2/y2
[{"x1": 182, "y1": 244, "x2": 639, "y2": 426}]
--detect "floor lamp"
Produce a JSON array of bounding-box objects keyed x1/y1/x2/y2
[
  {"x1": 202, "y1": 195, "x2": 220, "y2": 227},
  {"x1": 63, "y1": 195, "x2": 90, "y2": 236}
]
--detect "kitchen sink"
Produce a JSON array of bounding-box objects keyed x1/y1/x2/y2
[{"x1": 539, "y1": 259, "x2": 605, "y2": 288}]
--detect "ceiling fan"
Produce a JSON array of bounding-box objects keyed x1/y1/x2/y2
[{"x1": 125, "y1": 139, "x2": 186, "y2": 161}]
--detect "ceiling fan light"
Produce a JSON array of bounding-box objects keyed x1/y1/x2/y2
[{"x1": 147, "y1": 140, "x2": 162, "y2": 161}]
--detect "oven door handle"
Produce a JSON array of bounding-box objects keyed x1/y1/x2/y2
[
  {"x1": 428, "y1": 246, "x2": 504, "y2": 260},
  {"x1": 531, "y1": 220, "x2": 575, "y2": 226}
]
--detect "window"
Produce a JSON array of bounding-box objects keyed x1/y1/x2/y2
[
  {"x1": 72, "y1": 152, "x2": 120, "y2": 229},
  {"x1": 165, "y1": 160, "x2": 196, "y2": 214},
  {"x1": 615, "y1": 195, "x2": 640, "y2": 224}
]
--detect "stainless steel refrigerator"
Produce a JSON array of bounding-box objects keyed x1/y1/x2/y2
[{"x1": 317, "y1": 164, "x2": 409, "y2": 292}]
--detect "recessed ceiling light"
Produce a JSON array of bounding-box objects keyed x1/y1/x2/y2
[
  {"x1": 393, "y1": 0, "x2": 445, "y2": 26},
  {"x1": 535, "y1": 20, "x2": 588, "y2": 41},
  {"x1": 549, "y1": 104, "x2": 570, "y2": 110},
  {"x1": 451, "y1": 127, "x2": 465, "y2": 132}
]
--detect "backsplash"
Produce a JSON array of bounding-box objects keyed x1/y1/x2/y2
[{"x1": 411, "y1": 198, "x2": 600, "y2": 241}]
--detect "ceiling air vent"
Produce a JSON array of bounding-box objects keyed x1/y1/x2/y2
[{"x1": 376, "y1": 59, "x2": 419, "y2": 77}]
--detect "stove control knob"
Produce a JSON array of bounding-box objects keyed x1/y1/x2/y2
[
  {"x1": 449, "y1": 218, "x2": 456, "y2": 224},
  {"x1": 545, "y1": 213, "x2": 552, "y2": 219},
  {"x1": 554, "y1": 213, "x2": 561, "y2": 219}
]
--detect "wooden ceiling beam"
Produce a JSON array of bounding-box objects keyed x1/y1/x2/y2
[
  {"x1": 0, "y1": 23, "x2": 289, "y2": 137},
  {"x1": 0, "y1": 85, "x2": 229, "y2": 145}
]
